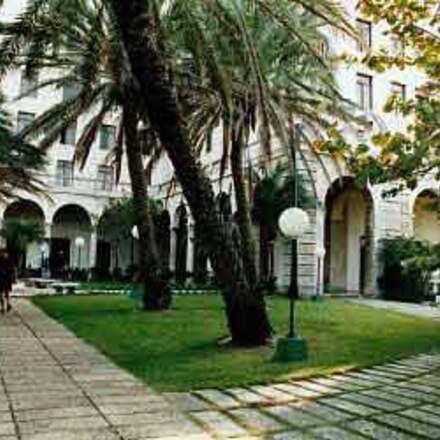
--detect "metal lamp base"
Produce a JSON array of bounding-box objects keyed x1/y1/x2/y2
[{"x1": 273, "y1": 337, "x2": 308, "y2": 362}]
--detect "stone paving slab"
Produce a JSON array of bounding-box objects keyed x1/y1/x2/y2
[
  {"x1": 0, "y1": 301, "x2": 210, "y2": 440},
  {"x1": 3, "y1": 299, "x2": 440, "y2": 439}
]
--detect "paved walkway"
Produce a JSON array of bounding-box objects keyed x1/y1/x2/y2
[
  {"x1": 350, "y1": 298, "x2": 440, "y2": 321},
  {"x1": 2, "y1": 300, "x2": 440, "y2": 439},
  {"x1": 0, "y1": 301, "x2": 209, "y2": 440}
]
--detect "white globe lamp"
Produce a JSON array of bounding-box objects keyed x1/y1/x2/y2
[
  {"x1": 131, "y1": 225, "x2": 139, "y2": 240},
  {"x1": 74, "y1": 236, "x2": 85, "y2": 249},
  {"x1": 278, "y1": 207, "x2": 310, "y2": 239}
]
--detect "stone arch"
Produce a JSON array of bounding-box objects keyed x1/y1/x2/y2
[
  {"x1": 51, "y1": 204, "x2": 92, "y2": 277},
  {"x1": 3, "y1": 199, "x2": 45, "y2": 223},
  {"x1": 413, "y1": 188, "x2": 440, "y2": 244},
  {"x1": 324, "y1": 177, "x2": 374, "y2": 294}
]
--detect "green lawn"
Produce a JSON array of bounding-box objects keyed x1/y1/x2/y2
[{"x1": 32, "y1": 295, "x2": 440, "y2": 392}]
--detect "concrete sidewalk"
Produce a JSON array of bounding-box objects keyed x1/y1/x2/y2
[{"x1": 349, "y1": 298, "x2": 440, "y2": 321}]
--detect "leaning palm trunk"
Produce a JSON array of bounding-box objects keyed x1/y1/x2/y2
[
  {"x1": 259, "y1": 224, "x2": 271, "y2": 283},
  {"x1": 111, "y1": 0, "x2": 272, "y2": 346},
  {"x1": 231, "y1": 128, "x2": 258, "y2": 290},
  {"x1": 123, "y1": 106, "x2": 170, "y2": 310}
]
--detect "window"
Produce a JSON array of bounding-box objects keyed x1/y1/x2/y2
[
  {"x1": 356, "y1": 19, "x2": 372, "y2": 51},
  {"x1": 60, "y1": 121, "x2": 77, "y2": 145},
  {"x1": 356, "y1": 74, "x2": 373, "y2": 111},
  {"x1": 16, "y1": 111, "x2": 35, "y2": 133},
  {"x1": 56, "y1": 160, "x2": 74, "y2": 187},
  {"x1": 99, "y1": 125, "x2": 116, "y2": 150},
  {"x1": 20, "y1": 72, "x2": 38, "y2": 98},
  {"x1": 96, "y1": 165, "x2": 114, "y2": 191},
  {"x1": 390, "y1": 82, "x2": 406, "y2": 101},
  {"x1": 62, "y1": 83, "x2": 80, "y2": 101}
]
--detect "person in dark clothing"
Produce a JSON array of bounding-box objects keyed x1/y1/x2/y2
[{"x1": 0, "y1": 249, "x2": 15, "y2": 313}]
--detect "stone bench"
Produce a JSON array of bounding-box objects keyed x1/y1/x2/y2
[
  {"x1": 52, "y1": 282, "x2": 80, "y2": 295},
  {"x1": 25, "y1": 278, "x2": 58, "y2": 289}
]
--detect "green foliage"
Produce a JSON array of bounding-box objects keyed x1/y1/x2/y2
[
  {"x1": 1, "y1": 219, "x2": 44, "y2": 252},
  {"x1": 379, "y1": 237, "x2": 440, "y2": 303},
  {"x1": 33, "y1": 294, "x2": 440, "y2": 391},
  {"x1": 98, "y1": 197, "x2": 164, "y2": 239},
  {"x1": 0, "y1": 93, "x2": 46, "y2": 200},
  {"x1": 252, "y1": 165, "x2": 314, "y2": 236}
]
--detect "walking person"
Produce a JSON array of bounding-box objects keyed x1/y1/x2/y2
[{"x1": 0, "y1": 249, "x2": 16, "y2": 314}]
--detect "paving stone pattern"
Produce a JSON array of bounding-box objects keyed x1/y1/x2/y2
[
  {"x1": 2, "y1": 300, "x2": 440, "y2": 439},
  {"x1": 0, "y1": 301, "x2": 209, "y2": 440}
]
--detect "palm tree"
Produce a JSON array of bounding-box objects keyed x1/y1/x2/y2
[
  {"x1": 0, "y1": 0, "x2": 170, "y2": 310},
  {"x1": 0, "y1": 93, "x2": 45, "y2": 200},
  {"x1": 252, "y1": 165, "x2": 313, "y2": 287},
  {"x1": 108, "y1": 0, "x2": 355, "y2": 346},
  {"x1": 167, "y1": 1, "x2": 355, "y2": 292},
  {"x1": 0, "y1": 218, "x2": 44, "y2": 273}
]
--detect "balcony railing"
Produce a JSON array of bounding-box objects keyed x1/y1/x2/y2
[{"x1": 35, "y1": 173, "x2": 132, "y2": 197}]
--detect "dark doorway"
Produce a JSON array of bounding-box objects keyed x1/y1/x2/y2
[
  {"x1": 50, "y1": 238, "x2": 70, "y2": 279},
  {"x1": 96, "y1": 241, "x2": 111, "y2": 278}
]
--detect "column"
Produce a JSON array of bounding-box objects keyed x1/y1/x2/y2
[
  {"x1": 187, "y1": 221, "x2": 195, "y2": 277},
  {"x1": 43, "y1": 223, "x2": 52, "y2": 278},
  {"x1": 315, "y1": 207, "x2": 326, "y2": 297},
  {"x1": 0, "y1": 220, "x2": 5, "y2": 248},
  {"x1": 89, "y1": 229, "x2": 98, "y2": 269},
  {"x1": 169, "y1": 228, "x2": 177, "y2": 272}
]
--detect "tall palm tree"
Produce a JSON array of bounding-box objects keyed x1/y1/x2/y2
[
  {"x1": 0, "y1": 0, "x2": 170, "y2": 309},
  {"x1": 109, "y1": 0, "x2": 355, "y2": 346}
]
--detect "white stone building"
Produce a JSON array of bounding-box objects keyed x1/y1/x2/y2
[{"x1": 1, "y1": 0, "x2": 438, "y2": 293}]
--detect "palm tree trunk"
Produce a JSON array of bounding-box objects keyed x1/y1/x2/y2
[
  {"x1": 259, "y1": 224, "x2": 270, "y2": 283},
  {"x1": 123, "y1": 105, "x2": 170, "y2": 310},
  {"x1": 111, "y1": 0, "x2": 272, "y2": 346},
  {"x1": 231, "y1": 127, "x2": 258, "y2": 290}
]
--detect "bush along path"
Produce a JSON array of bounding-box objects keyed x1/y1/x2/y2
[{"x1": 2, "y1": 300, "x2": 440, "y2": 439}]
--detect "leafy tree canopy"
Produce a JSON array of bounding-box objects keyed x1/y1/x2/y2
[{"x1": 98, "y1": 197, "x2": 164, "y2": 239}]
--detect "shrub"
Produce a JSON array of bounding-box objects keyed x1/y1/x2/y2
[{"x1": 378, "y1": 237, "x2": 439, "y2": 303}]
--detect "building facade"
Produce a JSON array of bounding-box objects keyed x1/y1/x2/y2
[{"x1": 1, "y1": 0, "x2": 438, "y2": 293}]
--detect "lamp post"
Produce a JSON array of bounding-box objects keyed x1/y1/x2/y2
[
  {"x1": 131, "y1": 225, "x2": 139, "y2": 270},
  {"x1": 39, "y1": 242, "x2": 48, "y2": 278},
  {"x1": 314, "y1": 245, "x2": 326, "y2": 302},
  {"x1": 273, "y1": 207, "x2": 310, "y2": 362},
  {"x1": 273, "y1": 124, "x2": 310, "y2": 362},
  {"x1": 74, "y1": 236, "x2": 85, "y2": 270}
]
